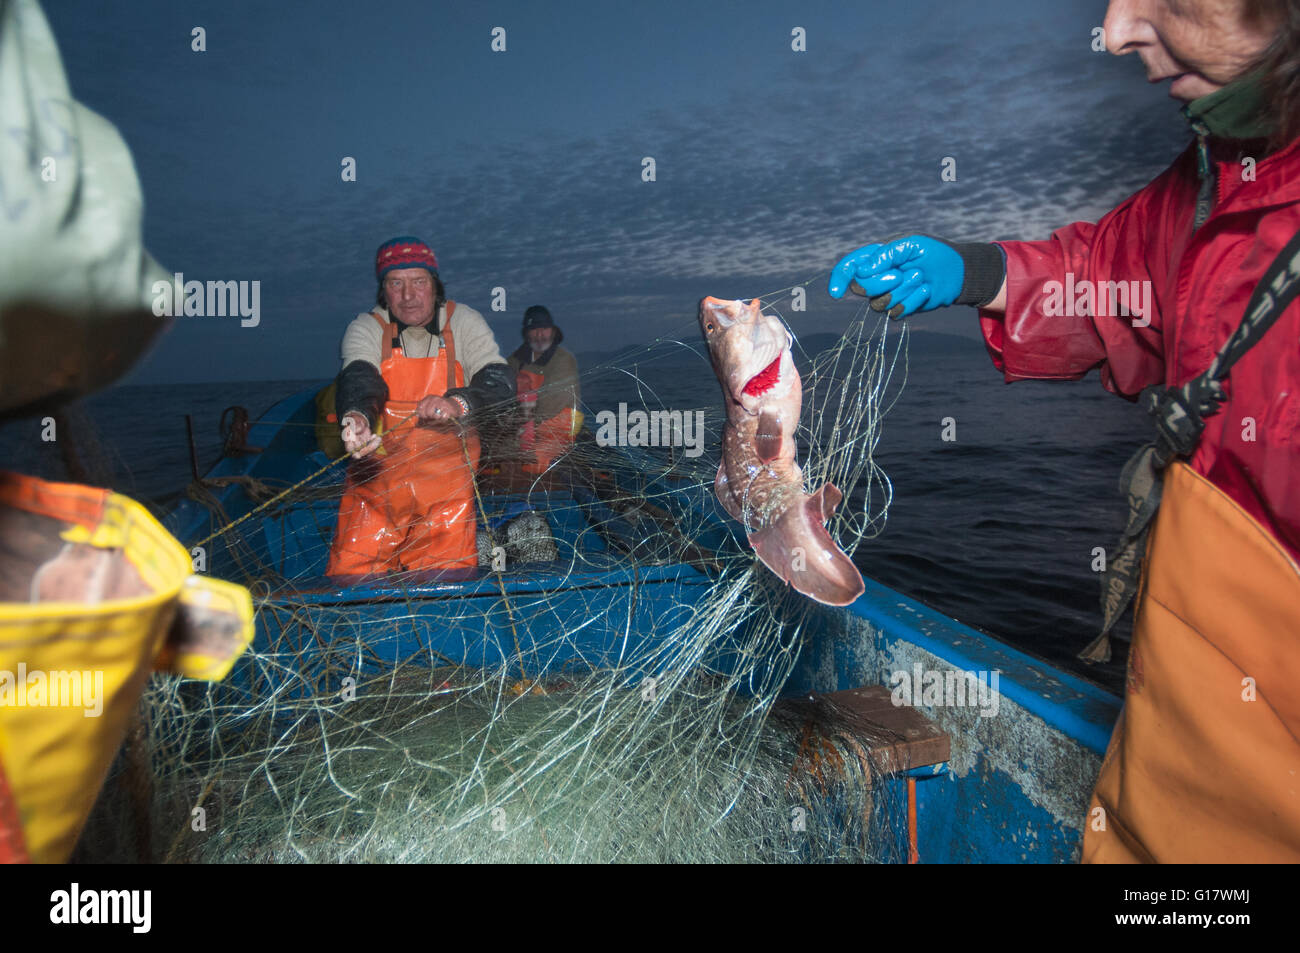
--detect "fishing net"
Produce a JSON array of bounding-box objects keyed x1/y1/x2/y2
[{"x1": 71, "y1": 289, "x2": 915, "y2": 863}]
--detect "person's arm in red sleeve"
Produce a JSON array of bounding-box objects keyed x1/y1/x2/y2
[{"x1": 978, "y1": 181, "x2": 1176, "y2": 400}]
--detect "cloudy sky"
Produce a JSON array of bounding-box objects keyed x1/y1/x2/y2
[{"x1": 46, "y1": 0, "x2": 1191, "y2": 384}]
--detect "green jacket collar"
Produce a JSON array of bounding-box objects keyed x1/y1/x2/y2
[{"x1": 1182, "y1": 73, "x2": 1273, "y2": 141}]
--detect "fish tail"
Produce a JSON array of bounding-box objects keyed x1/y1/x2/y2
[{"x1": 749, "y1": 483, "x2": 864, "y2": 607}]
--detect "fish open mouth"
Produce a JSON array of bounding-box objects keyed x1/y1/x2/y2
[{"x1": 742, "y1": 354, "x2": 782, "y2": 398}]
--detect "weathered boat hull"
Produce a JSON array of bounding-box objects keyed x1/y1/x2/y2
[{"x1": 166, "y1": 385, "x2": 1121, "y2": 863}]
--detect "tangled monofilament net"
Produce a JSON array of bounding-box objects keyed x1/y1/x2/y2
[{"x1": 75, "y1": 296, "x2": 911, "y2": 863}]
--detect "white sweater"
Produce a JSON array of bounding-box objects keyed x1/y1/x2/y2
[{"x1": 340, "y1": 302, "x2": 505, "y2": 383}]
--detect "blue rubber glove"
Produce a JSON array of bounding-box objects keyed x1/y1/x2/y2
[{"x1": 827, "y1": 235, "x2": 1004, "y2": 318}]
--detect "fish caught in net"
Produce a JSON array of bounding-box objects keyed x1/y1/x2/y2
[{"x1": 72, "y1": 291, "x2": 915, "y2": 864}]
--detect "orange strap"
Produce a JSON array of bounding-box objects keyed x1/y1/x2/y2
[
  {"x1": 1083, "y1": 462, "x2": 1300, "y2": 862},
  {"x1": 442, "y1": 306, "x2": 457, "y2": 370},
  {"x1": 0, "y1": 471, "x2": 106, "y2": 533}
]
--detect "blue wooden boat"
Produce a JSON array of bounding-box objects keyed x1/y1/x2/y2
[{"x1": 165, "y1": 383, "x2": 1123, "y2": 864}]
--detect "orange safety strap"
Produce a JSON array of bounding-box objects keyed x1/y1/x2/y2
[
  {"x1": 0, "y1": 471, "x2": 106, "y2": 532},
  {"x1": 442, "y1": 314, "x2": 457, "y2": 370}
]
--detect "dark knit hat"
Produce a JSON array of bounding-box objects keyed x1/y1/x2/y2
[
  {"x1": 522, "y1": 305, "x2": 555, "y2": 331},
  {"x1": 375, "y1": 237, "x2": 439, "y2": 281}
]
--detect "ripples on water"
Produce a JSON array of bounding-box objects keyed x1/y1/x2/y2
[
  {"x1": 853, "y1": 339, "x2": 1145, "y2": 694},
  {"x1": 2, "y1": 330, "x2": 1148, "y2": 694}
]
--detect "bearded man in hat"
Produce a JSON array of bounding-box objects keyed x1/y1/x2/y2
[
  {"x1": 326, "y1": 237, "x2": 514, "y2": 575},
  {"x1": 506, "y1": 305, "x2": 581, "y2": 474}
]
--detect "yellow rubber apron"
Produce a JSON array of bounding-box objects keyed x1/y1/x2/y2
[
  {"x1": 0, "y1": 473, "x2": 254, "y2": 863},
  {"x1": 1083, "y1": 461, "x2": 1300, "y2": 862}
]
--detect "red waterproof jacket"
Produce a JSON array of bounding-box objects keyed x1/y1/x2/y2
[{"x1": 980, "y1": 135, "x2": 1300, "y2": 565}]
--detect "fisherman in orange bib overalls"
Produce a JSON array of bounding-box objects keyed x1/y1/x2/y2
[
  {"x1": 506, "y1": 305, "x2": 581, "y2": 474},
  {"x1": 326, "y1": 238, "x2": 514, "y2": 576}
]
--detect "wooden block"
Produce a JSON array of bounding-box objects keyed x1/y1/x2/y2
[{"x1": 775, "y1": 685, "x2": 950, "y2": 777}]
